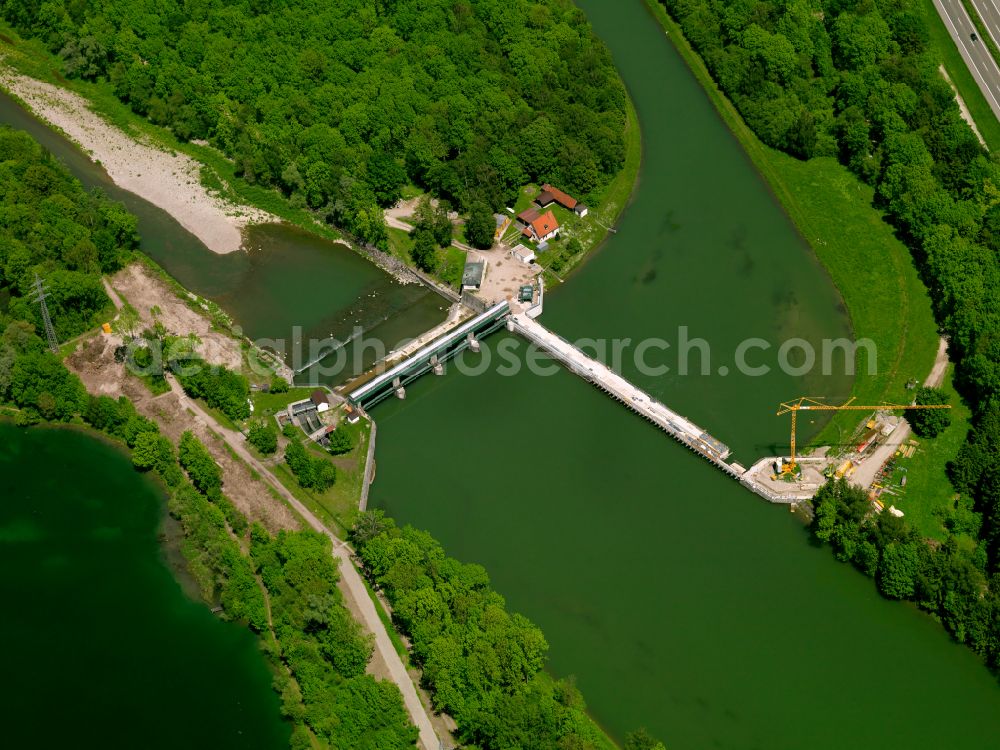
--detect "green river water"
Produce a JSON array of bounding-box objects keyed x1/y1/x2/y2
[
  {"x1": 0, "y1": 89, "x2": 445, "y2": 384},
  {"x1": 0, "y1": 422, "x2": 288, "y2": 747},
  {"x1": 1, "y1": 1, "x2": 999, "y2": 747},
  {"x1": 367, "y1": 2, "x2": 1000, "y2": 749}
]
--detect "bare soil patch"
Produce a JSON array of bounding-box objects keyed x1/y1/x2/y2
[
  {"x1": 66, "y1": 335, "x2": 298, "y2": 533},
  {"x1": 110, "y1": 263, "x2": 242, "y2": 370}
]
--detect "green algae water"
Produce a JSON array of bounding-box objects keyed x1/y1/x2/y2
[
  {"x1": 369, "y1": 1, "x2": 1000, "y2": 748},
  {"x1": 0, "y1": 91, "x2": 445, "y2": 385},
  {"x1": 0, "y1": 422, "x2": 288, "y2": 748}
]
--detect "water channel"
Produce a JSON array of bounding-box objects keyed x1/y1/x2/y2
[
  {"x1": 0, "y1": 89, "x2": 444, "y2": 384},
  {"x1": 367, "y1": 1, "x2": 1000, "y2": 748}
]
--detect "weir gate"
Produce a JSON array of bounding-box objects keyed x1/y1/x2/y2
[{"x1": 347, "y1": 301, "x2": 511, "y2": 410}]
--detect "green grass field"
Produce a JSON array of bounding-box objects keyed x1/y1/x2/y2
[
  {"x1": 385, "y1": 227, "x2": 413, "y2": 262},
  {"x1": 252, "y1": 387, "x2": 314, "y2": 418},
  {"x1": 884, "y1": 366, "x2": 971, "y2": 540}
]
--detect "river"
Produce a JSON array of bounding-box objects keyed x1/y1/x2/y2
[
  {"x1": 7, "y1": 0, "x2": 1000, "y2": 750},
  {"x1": 0, "y1": 90, "x2": 445, "y2": 385},
  {"x1": 367, "y1": 1, "x2": 1000, "y2": 749},
  {"x1": 0, "y1": 422, "x2": 289, "y2": 747}
]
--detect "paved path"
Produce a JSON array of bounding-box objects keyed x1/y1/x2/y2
[
  {"x1": 167, "y1": 375, "x2": 439, "y2": 750},
  {"x1": 934, "y1": 0, "x2": 1000, "y2": 121}
]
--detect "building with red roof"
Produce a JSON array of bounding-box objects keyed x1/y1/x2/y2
[{"x1": 520, "y1": 210, "x2": 560, "y2": 242}]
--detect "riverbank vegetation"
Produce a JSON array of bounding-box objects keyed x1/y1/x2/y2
[
  {"x1": 0, "y1": 0, "x2": 629, "y2": 248},
  {"x1": 351, "y1": 511, "x2": 666, "y2": 750},
  {"x1": 13, "y1": 384, "x2": 418, "y2": 747},
  {"x1": 657, "y1": 0, "x2": 1000, "y2": 669},
  {"x1": 0, "y1": 125, "x2": 134, "y2": 421},
  {"x1": 131, "y1": 425, "x2": 417, "y2": 748},
  {"x1": 0, "y1": 123, "x2": 418, "y2": 747},
  {"x1": 812, "y1": 477, "x2": 998, "y2": 664},
  {"x1": 271, "y1": 418, "x2": 373, "y2": 538}
]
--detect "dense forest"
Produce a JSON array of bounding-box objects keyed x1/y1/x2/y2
[
  {"x1": 0, "y1": 0, "x2": 629, "y2": 246},
  {"x1": 661, "y1": 0, "x2": 1000, "y2": 665}
]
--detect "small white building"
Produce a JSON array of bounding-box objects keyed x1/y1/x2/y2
[
  {"x1": 311, "y1": 389, "x2": 330, "y2": 414},
  {"x1": 511, "y1": 244, "x2": 535, "y2": 264}
]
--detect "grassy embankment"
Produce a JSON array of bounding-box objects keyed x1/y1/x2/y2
[
  {"x1": 269, "y1": 414, "x2": 372, "y2": 536},
  {"x1": 644, "y1": 2, "x2": 963, "y2": 535},
  {"x1": 923, "y1": 0, "x2": 1000, "y2": 150}
]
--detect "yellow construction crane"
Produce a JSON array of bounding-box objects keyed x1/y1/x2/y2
[{"x1": 776, "y1": 396, "x2": 951, "y2": 474}]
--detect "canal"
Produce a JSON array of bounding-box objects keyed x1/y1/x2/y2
[
  {"x1": 368, "y1": 1, "x2": 1000, "y2": 749},
  {"x1": 0, "y1": 90, "x2": 445, "y2": 385},
  {"x1": 0, "y1": 423, "x2": 289, "y2": 747}
]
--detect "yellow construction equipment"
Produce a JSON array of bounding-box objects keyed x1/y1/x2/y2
[{"x1": 776, "y1": 396, "x2": 951, "y2": 474}]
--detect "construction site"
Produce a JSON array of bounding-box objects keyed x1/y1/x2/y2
[{"x1": 745, "y1": 396, "x2": 951, "y2": 515}]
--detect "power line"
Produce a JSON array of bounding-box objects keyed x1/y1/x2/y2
[{"x1": 28, "y1": 273, "x2": 59, "y2": 354}]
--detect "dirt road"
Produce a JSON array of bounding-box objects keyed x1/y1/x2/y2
[
  {"x1": 924, "y1": 337, "x2": 950, "y2": 388},
  {"x1": 851, "y1": 337, "x2": 950, "y2": 491},
  {"x1": 166, "y1": 376, "x2": 440, "y2": 750}
]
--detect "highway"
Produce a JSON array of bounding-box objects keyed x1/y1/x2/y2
[
  {"x1": 934, "y1": 0, "x2": 1000, "y2": 121},
  {"x1": 973, "y1": 0, "x2": 1000, "y2": 48}
]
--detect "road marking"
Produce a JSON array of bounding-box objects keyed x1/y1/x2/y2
[
  {"x1": 936, "y1": 0, "x2": 1000, "y2": 117},
  {"x1": 980, "y1": 0, "x2": 1000, "y2": 55}
]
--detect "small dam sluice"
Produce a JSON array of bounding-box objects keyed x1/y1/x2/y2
[{"x1": 347, "y1": 301, "x2": 511, "y2": 411}]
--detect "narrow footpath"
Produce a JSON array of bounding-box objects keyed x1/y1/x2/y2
[{"x1": 166, "y1": 375, "x2": 440, "y2": 750}]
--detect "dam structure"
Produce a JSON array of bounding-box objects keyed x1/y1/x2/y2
[
  {"x1": 348, "y1": 302, "x2": 795, "y2": 504},
  {"x1": 507, "y1": 313, "x2": 747, "y2": 478},
  {"x1": 347, "y1": 301, "x2": 511, "y2": 410}
]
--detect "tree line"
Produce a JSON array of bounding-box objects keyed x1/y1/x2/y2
[
  {"x1": 0, "y1": 124, "x2": 416, "y2": 747},
  {"x1": 0, "y1": 125, "x2": 136, "y2": 421},
  {"x1": 61, "y1": 390, "x2": 417, "y2": 748},
  {"x1": 2, "y1": 0, "x2": 629, "y2": 247},
  {"x1": 351, "y1": 511, "x2": 667, "y2": 750},
  {"x1": 661, "y1": 0, "x2": 1000, "y2": 667}
]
